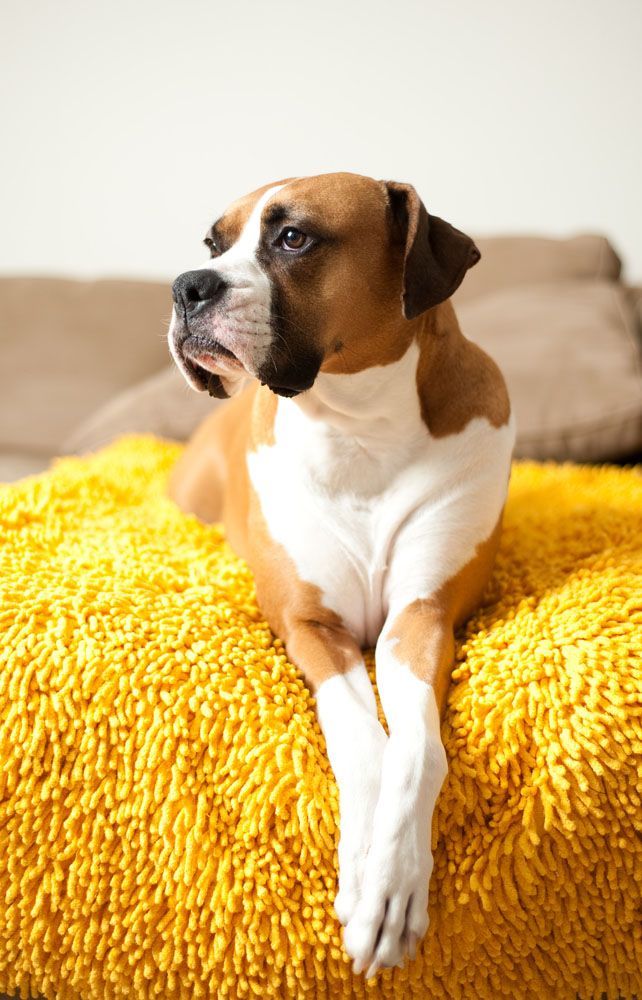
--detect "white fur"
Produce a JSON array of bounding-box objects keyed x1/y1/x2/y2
[
  {"x1": 169, "y1": 184, "x2": 285, "y2": 396},
  {"x1": 314, "y1": 665, "x2": 387, "y2": 927},
  {"x1": 343, "y1": 645, "x2": 447, "y2": 976},
  {"x1": 248, "y1": 342, "x2": 515, "y2": 974}
]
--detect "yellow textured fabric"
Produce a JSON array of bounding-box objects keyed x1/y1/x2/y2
[{"x1": 0, "y1": 436, "x2": 641, "y2": 1000}]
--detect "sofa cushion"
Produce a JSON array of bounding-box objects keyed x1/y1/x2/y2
[
  {"x1": 458, "y1": 279, "x2": 642, "y2": 461},
  {"x1": 64, "y1": 365, "x2": 215, "y2": 456},
  {"x1": 455, "y1": 234, "x2": 622, "y2": 305},
  {"x1": 0, "y1": 277, "x2": 171, "y2": 457}
]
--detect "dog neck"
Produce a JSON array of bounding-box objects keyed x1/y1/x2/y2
[{"x1": 293, "y1": 327, "x2": 429, "y2": 446}]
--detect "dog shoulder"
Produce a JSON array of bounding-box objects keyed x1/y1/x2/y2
[{"x1": 416, "y1": 301, "x2": 511, "y2": 439}]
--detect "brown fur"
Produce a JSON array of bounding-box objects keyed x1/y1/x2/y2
[
  {"x1": 256, "y1": 174, "x2": 413, "y2": 376},
  {"x1": 168, "y1": 382, "x2": 256, "y2": 534},
  {"x1": 416, "y1": 302, "x2": 511, "y2": 436}
]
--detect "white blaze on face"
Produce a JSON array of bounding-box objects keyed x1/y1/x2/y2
[
  {"x1": 206, "y1": 184, "x2": 285, "y2": 286},
  {"x1": 169, "y1": 184, "x2": 286, "y2": 393}
]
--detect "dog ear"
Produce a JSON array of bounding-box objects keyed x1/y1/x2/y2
[{"x1": 384, "y1": 181, "x2": 481, "y2": 320}]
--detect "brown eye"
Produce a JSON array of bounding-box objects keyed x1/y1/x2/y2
[
  {"x1": 279, "y1": 227, "x2": 308, "y2": 251},
  {"x1": 204, "y1": 236, "x2": 220, "y2": 257}
]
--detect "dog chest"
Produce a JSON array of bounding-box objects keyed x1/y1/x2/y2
[
  {"x1": 246, "y1": 453, "x2": 394, "y2": 647},
  {"x1": 246, "y1": 397, "x2": 516, "y2": 649}
]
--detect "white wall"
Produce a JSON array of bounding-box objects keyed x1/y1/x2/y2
[{"x1": 2, "y1": 0, "x2": 641, "y2": 282}]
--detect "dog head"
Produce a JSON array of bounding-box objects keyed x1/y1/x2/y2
[{"x1": 168, "y1": 173, "x2": 480, "y2": 399}]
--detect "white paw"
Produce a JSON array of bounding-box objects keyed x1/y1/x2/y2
[
  {"x1": 342, "y1": 830, "x2": 432, "y2": 978},
  {"x1": 342, "y1": 732, "x2": 447, "y2": 977},
  {"x1": 333, "y1": 717, "x2": 387, "y2": 927}
]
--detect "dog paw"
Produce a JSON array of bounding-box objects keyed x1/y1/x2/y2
[
  {"x1": 342, "y1": 845, "x2": 432, "y2": 978},
  {"x1": 341, "y1": 742, "x2": 441, "y2": 980}
]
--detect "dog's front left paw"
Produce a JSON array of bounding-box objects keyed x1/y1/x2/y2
[{"x1": 342, "y1": 841, "x2": 432, "y2": 978}]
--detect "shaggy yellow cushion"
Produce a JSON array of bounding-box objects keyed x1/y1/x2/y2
[{"x1": 1, "y1": 437, "x2": 640, "y2": 1000}]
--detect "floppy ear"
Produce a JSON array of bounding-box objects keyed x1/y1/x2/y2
[{"x1": 384, "y1": 181, "x2": 481, "y2": 320}]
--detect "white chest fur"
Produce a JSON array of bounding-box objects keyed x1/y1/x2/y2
[{"x1": 247, "y1": 342, "x2": 515, "y2": 646}]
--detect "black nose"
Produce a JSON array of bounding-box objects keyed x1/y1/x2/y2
[{"x1": 172, "y1": 269, "x2": 227, "y2": 312}]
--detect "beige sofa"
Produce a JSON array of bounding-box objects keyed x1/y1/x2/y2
[{"x1": 1, "y1": 234, "x2": 641, "y2": 484}]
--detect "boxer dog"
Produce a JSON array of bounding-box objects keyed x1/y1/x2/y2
[{"x1": 167, "y1": 173, "x2": 514, "y2": 977}]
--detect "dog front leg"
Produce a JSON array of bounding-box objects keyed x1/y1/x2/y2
[
  {"x1": 284, "y1": 621, "x2": 388, "y2": 929},
  {"x1": 342, "y1": 602, "x2": 453, "y2": 977}
]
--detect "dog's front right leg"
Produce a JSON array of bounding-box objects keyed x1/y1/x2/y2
[{"x1": 284, "y1": 621, "x2": 388, "y2": 929}]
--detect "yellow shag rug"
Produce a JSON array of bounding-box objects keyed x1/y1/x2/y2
[{"x1": 0, "y1": 437, "x2": 641, "y2": 1000}]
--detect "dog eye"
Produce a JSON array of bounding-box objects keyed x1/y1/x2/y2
[
  {"x1": 277, "y1": 227, "x2": 310, "y2": 252},
  {"x1": 204, "y1": 236, "x2": 220, "y2": 257}
]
